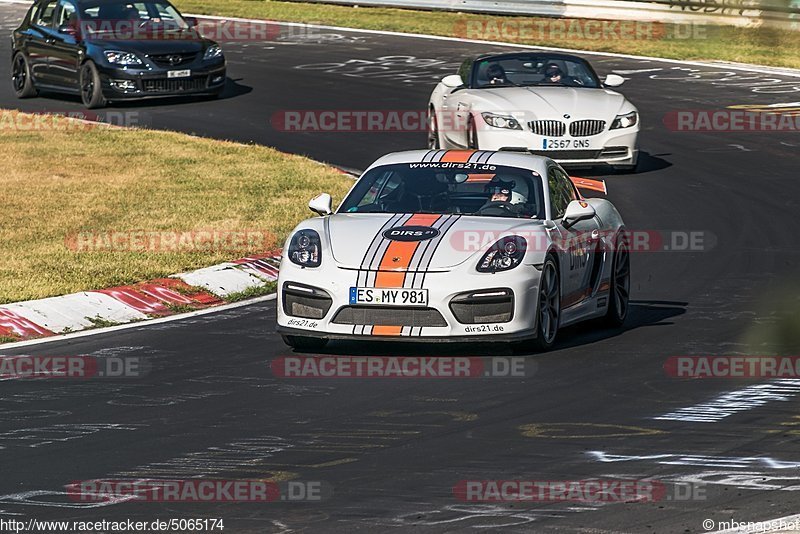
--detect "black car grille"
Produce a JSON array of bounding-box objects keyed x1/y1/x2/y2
[
  {"x1": 283, "y1": 283, "x2": 333, "y2": 320},
  {"x1": 599, "y1": 146, "x2": 630, "y2": 158},
  {"x1": 147, "y1": 52, "x2": 198, "y2": 67},
  {"x1": 569, "y1": 119, "x2": 606, "y2": 137},
  {"x1": 528, "y1": 149, "x2": 602, "y2": 159},
  {"x1": 142, "y1": 76, "x2": 208, "y2": 93},
  {"x1": 332, "y1": 306, "x2": 447, "y2": 327},
  {"x1": 529, "y1": 120, "x2": 565, "y2": 137},
  {"x1": 450, "y1": 289, "x2": 514, "y2": 324}
]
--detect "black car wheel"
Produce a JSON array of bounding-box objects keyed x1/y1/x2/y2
[
  {"x1": 12, "y1": 52, "x2": 38, "y2": 98},
  {"x1": 602, "y1": 233, "x2": 631, "y2": 327},
  {"x1": 80, "y1": 61, "x2": 106, "y2": 109}
]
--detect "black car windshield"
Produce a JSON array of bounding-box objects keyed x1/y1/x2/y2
[
  {"x1": 80, "y1": 1, "x2": 188, "y2": 31},
  {"x1": 339, "y1": 162, "x2": 545, "y2": 219},
  {"x1": 474, "y1": 55, "x2": 600, "y2": 89}
]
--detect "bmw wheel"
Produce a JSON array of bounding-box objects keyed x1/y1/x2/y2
[
  {"x1": 12, "y1": 52, "x2": 37, "y2": 99},
  {"x1": 467, "y1": 116, "x2": 479, "y2": 149},
  {"x1": 80, "y1": 61, "x2": 107, "y2": 109},
  {"x1": 427, "y1": 107, "x2": 440, "y2": 149}
]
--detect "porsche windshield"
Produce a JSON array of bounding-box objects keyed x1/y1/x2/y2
[
  {"x1": 474, "y1": 56, "x2": 601, "y2": 89},
  {"x1": 339, "y1": 163, "x2": 545, "y2": 219}
]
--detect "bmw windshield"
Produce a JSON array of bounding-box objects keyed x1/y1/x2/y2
[
  {"x1": 473, "y1": 55, "x2": 601, "y2": 89},
  {"x1": 339, "y1": 163, "x2": 546, "y2": 219}
]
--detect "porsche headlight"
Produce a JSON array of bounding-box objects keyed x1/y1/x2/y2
[
  {"x1": 477, "y1": 236, "x2": 527, "y2": 273},
  {"x1": 610, "y1": 111, "x2": 638, "y2": 129},
  {"x1": 203, "y1": 45, "x2": 223, "y2": 60},
  {"x1": 104, "y1": 51, "x2": 143, "y2": 66},
  {"x1": 481, "y1": 112, "x2": 522, "y2": 130},
  {"x1": 288, "y1": 229, "x2": 322, "y2": 267}
]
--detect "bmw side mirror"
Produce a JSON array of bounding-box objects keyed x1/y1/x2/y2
[
  {"x1": 441, "y1": 74, "x2": 464, "y2": 89},
  {"x1": 562, "y1": 200, "x2": 597, "y2": 229},
  {"x1": 309, "y1": 193, "x2": 333, "y2": 216},
  {"x1": 604, "y1": 74, "x2": 625, "y2": 87}
]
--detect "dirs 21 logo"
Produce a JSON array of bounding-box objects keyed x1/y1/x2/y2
[{"x1": 383, "y1": 226, "x2": 440, "y2": 242}]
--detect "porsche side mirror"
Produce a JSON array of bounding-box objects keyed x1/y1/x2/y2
[
  {"x1": 309, "y1": 193, "x2": 333, "y2": 216},
  {"x1": 563, "y1": 200, "x2": 596, "y2": 229},
  {"x1": 604, "y1": 74, "x2": 625, "y2": 87},
  {"x1": 441, "y1": 74, "x2": 464, "y2": 88}
]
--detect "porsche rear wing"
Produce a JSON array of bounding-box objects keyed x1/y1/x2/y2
[{"x1": 569, "y1": 176, "x2": 607, "y2": 195}]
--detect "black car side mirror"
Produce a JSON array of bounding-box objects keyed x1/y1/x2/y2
[
  {"x1": 184, "y1": 16, "x2": 198, "y2": 28},
  {"x1": 58, "y1": 24, "x2": 79, "y2": 38}
]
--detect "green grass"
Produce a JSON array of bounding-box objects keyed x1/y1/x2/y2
[
  {"x1": 174, "y1": 0, "x2": 800, "y2": 69},
  {"x1": 226, "y1": 282, "x2": 279, "y2": 302},
  {"x1": 0, "y1": 110, "x2": 353, "y2": 304}
]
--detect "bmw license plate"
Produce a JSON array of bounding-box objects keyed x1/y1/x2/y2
[
  {"x1": 167, "y1": 69, "x2": 191, "y2": 79},
  {"x1": 350, "y1": 287, "x2": 428, "y2": 307},
  {"x1": 542, "y1": 138, "x2": 592, "y2": 150}
]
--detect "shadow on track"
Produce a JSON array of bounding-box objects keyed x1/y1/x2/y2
[{"x1": 286, "y1": 299, "x2": 688, "y2": 356}]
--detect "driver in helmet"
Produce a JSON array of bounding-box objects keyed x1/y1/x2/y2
[
  {"x1": 480, "y1": 178, "x2": 530, "y2": 216},
  {"x1": 543, "y1": 63, "x2": 577, "y2": 86}
]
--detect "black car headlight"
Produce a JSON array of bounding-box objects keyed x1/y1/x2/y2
[
  {"x1": 104, "y1": 50, "x2": 143, "y2": 66},
  {"x1": 481, "y1": 112, "x2": 522, "y2": 130},
  {"x1": 610, "y1": 111, "x2": 638, "y2": 130},
  {"x1": 477, "y1": 236, "x2": 527, "y2": 273},
  {"x1": 288, "y1": 229, "x2": 322, "y2": 268},
  {"x1": 203, "y1": 45, "x2": 223, "y2": 61}
]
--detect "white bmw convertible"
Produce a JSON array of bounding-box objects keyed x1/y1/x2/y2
[
  {"x1": 276, "y1": 149, "x2": 631, "y2": 352},
  {"x1": 428, "y1": 52, "x2": 640, "y2": 171}
]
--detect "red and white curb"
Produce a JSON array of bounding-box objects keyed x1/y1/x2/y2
[{"x1": 0, "y1": 252, "x2": 281, "y2": 344}]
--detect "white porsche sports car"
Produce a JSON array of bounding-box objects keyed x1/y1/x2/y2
[
  {"x1": 428, "y1": 52, "x2": 640, "y2": 171},
  {"x1": 276, "y1": 149, "x2": 631, "y2": 352}
]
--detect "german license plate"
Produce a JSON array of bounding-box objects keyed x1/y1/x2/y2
[
  {"x1": 349, "y1": 287, "x2": 428, "y2": 307},
  {"x1": 167, "y1": 69, "x2": 191, "y2": 78}
]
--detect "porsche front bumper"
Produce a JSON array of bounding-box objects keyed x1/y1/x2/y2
[{"x1": 276, "y1": 260, "x2": 543, "y2": 342}]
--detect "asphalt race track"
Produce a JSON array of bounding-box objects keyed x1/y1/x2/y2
[{"x1": 3, "y1": 3, "x2": 800, "y2": 532}]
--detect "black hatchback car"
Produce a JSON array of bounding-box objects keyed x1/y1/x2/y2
[{"x1": 11, "y1": 0, "x2": 226, "y2": 108}]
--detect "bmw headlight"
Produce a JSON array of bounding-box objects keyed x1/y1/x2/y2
[
  {"x1": 104, "y1": 51, "x2": 143, "y2": 66},
  {"x1": 288, "y1": 229, "x2": 322, "y2": 268},
  {"x1": 203, "y1": 45, "x2": 223, "y2": 61},
  {"x1": 610, "y1": 111, "x2": 638, "y2": 129},
  {"x1": 477, "y1": 236, "x2": 527, "y2": 273},
  {"x1": 481, "y1": 112, "x2": 522, "y2": 130}
]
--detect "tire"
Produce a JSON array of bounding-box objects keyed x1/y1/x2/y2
[
  {"x1": 11, "y1": 52, "x2": 37, "y2": 99},
  {"x1": 427, "y1": 106, "x2": 440, "y2": 149},
  {"x1": 282, "y1": 335, "x2": 328, "y2": 352},
  {"x1": 467, "y1": 116, "x2": 479, "y2": 149},
  {"x1": 80, "y1": 61, "x2": 106, "y2": 109},
  {"x1": 602, "y1": 234, "x2": 631, "y2": 327},
  {"x1": 518, "y1": 255, "x2": 560, "y2": 353}
]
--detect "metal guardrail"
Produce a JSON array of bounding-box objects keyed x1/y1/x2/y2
[{"x1": 294, "y1": 0, "x2": 800, "y2": 28}]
